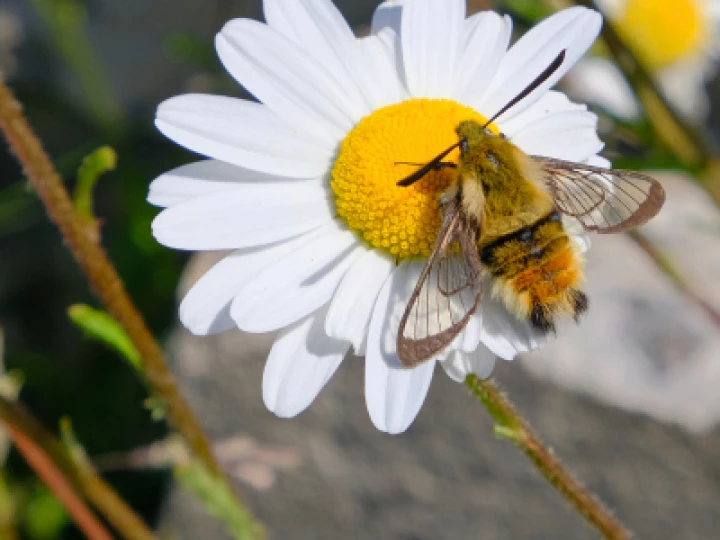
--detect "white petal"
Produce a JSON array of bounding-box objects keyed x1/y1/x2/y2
[
  {"x1": 478, "y1": 7, "x2": 602, "y2": 120},
  {"x1": 371, "y1": 0, "x2": 403, "y2": 35},
  {"x1": 457, "y1": 313, "x2": 483, "y2": 353},
  {"x1": 263, "y1": 307, "x2": 348, "y2": 418},
  {"x1": 586, "y1": 154, "x2": 611, "y2": 168},
  {"x1": 231, "y1": 223, "x2": 364, "y2": 332},
  {"x1": 572, "y1": 234, "x2": 592, "y2": 253},
  {"x1": 373, "y1": 28, "x2": 410, "y2": 98},
  {"x1": 455, "y1": 12, "x2": 511, "y2": 104},
  {"x1": 440, "y1": 347, "x2": 496, "y2": 383},
  {"x1": 401, "y1": 0, "x2": 465, "y2": 97},
  {"x1": 179, "y1": 232, "x2": 320, "y2": 335},
  {"x1": 263, "y1": 0, "x2": 379, "y2": 112},
  {"x1": 155, "y1": 95, "x2": 333, "y2": 178},
  {"x1": 325, "y1": 249, "x2": 394, "y2": 355},
  {"x1": 479, "y1": 294, "x2": 546, "y2": 360},
  {"x1": 357, "y1": 32, "x2": 406, "y2": 107},
  {"x1": 498, "y1": 90, "x2": 586, "y2": 138},
  {"x1": 365, "y1": 260, "x2": 435, "y2": 434},
  {"x1": 216, "y1": 19, "x2": 358, "y2": 145},
  {"x1": 511, "y1": 110, "x2": 603, "y2": 161},
  {"x1": 562, "y1": 216, "x2": 592, "y2": 253},
  {"x1": 565, "y1": 57, "x2": 641, "y2": 120},
  {"x1": 148, "y1": 160, "x2": 316, "y2": 208},
  {"x1": 152, "y1": 183, "x2": 332, "y2": 251}
]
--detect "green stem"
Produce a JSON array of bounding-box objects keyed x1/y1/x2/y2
[
  {"x1": 0, "y1": 469, "x2": 18, "y2": 540},
  {"x1": 0, "y1": 78, "x2": 261, "y2": 538},
  {"x1": 176, "y1": 460, "x2": 262, "y2": 540},
  {"x1": 0, "y1": 396, "x2": 154, "y2": 540},
  {"x1": 571, "y1": 0, "x2": 712, "y2": 169},
  {"x1": 628, "y1": 230, "x2": 720, "y2": 327},
  {"x1": 25, "y1": 0, "x2": 125, "y2": 134},
  {"x1": 566, "y1": 0, "x2": 720, "y2": 328},
  {"x1": 465, "y1": 375, "x2": 632, "y2": 540},
  {"x1": 73, "y1": 146, "x2": 117, "y2": 239}
]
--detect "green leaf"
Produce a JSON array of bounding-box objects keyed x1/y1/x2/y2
[
  {"x1": 67, "y1": 304, "x2": 141, "y2": 372},
  {"x1": 494, "y1": 0, "x2": 555, "y2": 24},
  {"x1": 175, "y1": 461, "x2": 264, "y2": 540},
  {"x1": 74, "y1": 146, "x2": 117, "y2": 224}
]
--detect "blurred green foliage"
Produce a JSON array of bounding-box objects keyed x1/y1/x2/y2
[
  {"x1": 67, "y1": 304, "x2": 142, "y2": 373},
  {"x1": 175, "y1": 461, "x2": 261, "y2": 540},
  {"x1": 22, "y1": 485, "x2": 69, "y2": 540},
  {"x1": 0, "y1": 0, "x2": 200, "y2": 536}
]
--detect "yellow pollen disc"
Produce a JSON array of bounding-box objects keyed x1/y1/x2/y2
[
  {"x1": 616, "y1": 0, "x2": 709, "y2": 71},
  {"x1": 331, "y1": 99, "x2": 490, "y2": 260}
]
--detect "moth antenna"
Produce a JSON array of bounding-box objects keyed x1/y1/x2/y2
[
  {"x1": 482, "y1": 49, "x2": 566, "y2": 129},
  {"x1": 396, "y1": 142, "x2": 459, "y2": 187}
]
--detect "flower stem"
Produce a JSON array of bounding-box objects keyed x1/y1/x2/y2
[
  {"x1": 0, "y1": 395, "x2": 152, "y2": 540},
  {"x1": 566, "y1": 1, "x2": 720, "y2": 327},
  {"x1": 25, "y1": 0, "x2": 125, "y2": 134},
  {"x1": 0, "y1": 469, "x2": 19, "y2": 540},
  {"x1": 628, "y1": 230, "x2": 720, "y2": 327},
  {"x1": 571, "y1": 0, "x2": 711, "y2": 169},
  {"x1": 465, "y1": 375, "x2": 632, "y2": 540},
  {"x1": 0, "y1": 78, "x2": 260, "y2": 535}
]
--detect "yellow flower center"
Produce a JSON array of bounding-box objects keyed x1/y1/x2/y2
[
  {"x1": 616, "y1": 0, "x2": 709, "y2": 70},
  {"x1": 331, "y1": 99, "x2": 489, "y2": 260}
]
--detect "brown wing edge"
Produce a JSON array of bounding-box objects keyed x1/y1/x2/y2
[
  {"x1": 535, "y1": 157, "x2": 667, "y2": 234},
  {"x1": 595, "y1": 172, "x2": 665, "y2": 234},
  {"x1": 396, "y1": 290, "x2": 483, "y2": 368},
  {"x1": 396, "y1": 206, "x2": 484, "y2": 368}
]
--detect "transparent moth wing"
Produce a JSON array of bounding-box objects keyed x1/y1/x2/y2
[
  {"x1": 534, "y1": 157, "x2": 666, "y2": 234},
  {"x1": 397, "y1": 200, "x2": 484, "y2": 368}
]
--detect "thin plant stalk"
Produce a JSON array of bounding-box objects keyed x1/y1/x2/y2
[
  {"x1": 25, "y1": 0, "x2": 125, "y2": 133},
  {"x1": 549, "y1": 1, "x2": 720, "y2": 328},
  {"x1": 0, "y1": 469, "x2": 19, "y2": 540},
  {"x1": 628, "y1": 230, "x2": 720, "y2": 327},
  {"x1": 7, "y1": 425, "x2": 114, "y2": 540},
  {"x1": 465, "y1": 375, "x2": 632, "y2": 540},
  {"x1": 0, "y1": 395, "x2": 158, "y2": 540},
  {"x1": 0, "y1": 78, "x2": 260, "y2": 537},
  {"x1": 571, "y1": 0, "x2": 720, "y2": 213},
  {"x1": 571, "y1": 0, "x2": 712, "y2": 170}
]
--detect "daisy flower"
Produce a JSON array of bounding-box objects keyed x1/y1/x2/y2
[
  {"x1": 566, "y1": 0, "x2": 720, "y2": 121},
  {"x1": 149, "y1": 0, "x2": 603, "y2": 434}
]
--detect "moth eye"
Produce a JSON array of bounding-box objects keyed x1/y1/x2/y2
[
  {"x1": 460, "y1": 137, "x2": 469, "y2": 155},
  {"x1": 484, "y1": 127, "x2": 493, "y2": 136},
  {"x1": 486, "y1": 152, "x2": 499, "y2": 169}
]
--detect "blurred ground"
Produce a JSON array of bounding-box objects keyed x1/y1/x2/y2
[{"x1": 161, "y1": 174, "x2": 720, "y2": 539}]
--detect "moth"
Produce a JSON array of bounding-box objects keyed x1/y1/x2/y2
[{"x1": 396, "y1": 50, "x2": 666, "y2": 367}]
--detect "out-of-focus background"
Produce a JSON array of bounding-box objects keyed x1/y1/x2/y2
[{"x1": 1, "y1": 0, "x2": 720, "y2": 538}]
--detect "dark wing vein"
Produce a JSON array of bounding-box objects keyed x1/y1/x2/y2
[
  {"x1": 534, "y1": 157, "x2": 666, "y2": 233},
  {"x1": 397, "y1": 200, "x2": 484, "y2": 368}
]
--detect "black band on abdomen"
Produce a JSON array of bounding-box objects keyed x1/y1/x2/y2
[{"x1": 480, "y1": 210, "x2": 561, "y2": 265}]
